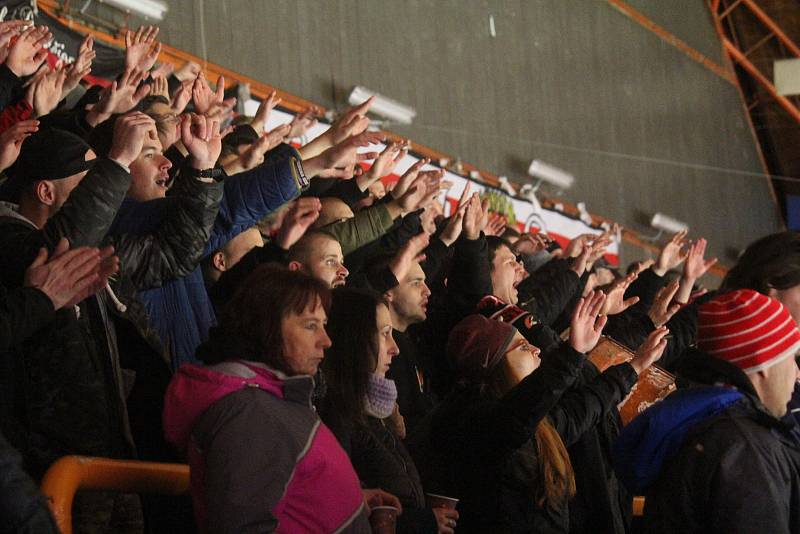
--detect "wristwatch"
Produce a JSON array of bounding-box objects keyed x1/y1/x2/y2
[{"x1": 190, "y1": 167, "x2": 225, "y2": 182}]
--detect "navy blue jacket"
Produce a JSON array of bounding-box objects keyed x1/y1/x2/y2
[{"x1": 108, "y1": 144, "x2": 306, "y2": 369}]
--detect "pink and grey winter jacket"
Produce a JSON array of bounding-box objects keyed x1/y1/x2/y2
[{"x1": 163, "y1": 360, "x2": 370, "y2": 533}]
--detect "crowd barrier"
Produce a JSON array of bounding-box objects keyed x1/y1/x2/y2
[{"x1": 40, "y1": 456, "x2": 190, "y2": 534}]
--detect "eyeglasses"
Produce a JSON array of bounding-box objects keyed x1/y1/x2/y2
[{"x1": 505, "y1": 338, "x2": 538, "y2": 355}]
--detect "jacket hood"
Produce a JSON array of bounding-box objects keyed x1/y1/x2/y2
[
  {"x1": 163, "y1": 360, "x2": 285, "y2": 451},
  {"x1": 612, "y1": 386, "x2": 744, "y2": 494},
  {"x1": 0, "y1": 201, "x2": 35, "y2": 226}
]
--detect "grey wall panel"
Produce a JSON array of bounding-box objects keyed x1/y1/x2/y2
[{"x1": 102, "y1": 0, "x2": 782, "y2": 268}]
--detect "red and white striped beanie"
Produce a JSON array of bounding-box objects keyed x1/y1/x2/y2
[{"x1": 697, "y1": 289, "x2": 800, "y2": 374}]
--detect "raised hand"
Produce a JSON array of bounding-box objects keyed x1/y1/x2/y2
[
  {"x1": 91, "y1": 68, "x2": 150, "y2": 122},
  {"x1": 151, "y1": 76, "x2": 169, "y2": 100},
  {"x1": 24, "y1": 238, "x2": 120, "y2": 310},
  {"x1": 0, "y1": 20, "x2": 29, "y2": 50},
  {"x1": 63, "y1": 34, "x2": 95, "y2": 96},
  {"x1": 173, "y1": 60, "x2": 201, "y2": 82},
  {"x1": 600, "y1": 272, "x2": 640, "y2": 316},
  {"x1": 439, "y1": 206, "x2": 466, "y2": 247},
  {"x1": 585, "y1": 234, "x2": 611, "y2": 271},
  {"x1": 396, "y1": 172, "x2": 441, "y2": 214},
  {"x1": 149, "y1": 61, "x2": 173, "y2": 81},
  {"x1": 629, "y1": 326, "x2": 669, "y2": 374},
  {"x1": 629, "y1": 259, "x2": 655, "y2": 277},
  {"x1": 276, "y1": 197, "x2": 322, "y2": 250},
  {"x1": 647, "y1": 280, "x2": 682, "y2": 327},
  {"x1": 25, "y1": 65, "x2": 67, "y2": 117},
  {"x1": 462, "y1": 194, "x2": 484, "y2": 240},
  {"x1": 264, "y1": 123, "x2": 291, "y2": 150},
  {"x1": 181, "y1": 113, "x2": 223, "y2": 170},
  {"x1": 392, "y1": 157, "x2": 429, "y2": 199},
  {"x1": 304, "y1": 131, "x2": 383, "y2": 179},
  {"x1": 229, "y1": 135, "x2": 272, "y2": 174},
  {"x1": 564, "y1": 233, "x2": 594, "y2": 259},
  {"x1": 358, "y1": 142, "x2": 406, "y2": 191},
  {"x1": 125, "y1": 25, "x2": 161, "y2": 73},
  {"x1": 0, "y1": 119, "x2": 38, "y2": 171},
  {"x1": 484, "y1": 213, "x2": 507, "y2": 237},
  {"x1": 6, "y1": 25, "x2": 50, "y2": 77},
  {"x1": 682, "y1": 238, "x2": 717, "y2": 281},
  {"x1": 389, "y1": 231, "x2": 430, "y2": 282},
  {"x1": 513, "y1": 233, "x2": 551, "y2": 256},
  {"x1": 108, "y1": 112, "x2": 157, "y2": 167},
  {"x1": 569, "y1": 290, "x2": 607, "y2": 353},
  {"x1": 192, "y1": 72, "x2": 227, "y2": 115},
  {"x1": 287, "y1": 108, "x2": 318, "y2": 138},
  {"x1": 653, "y1": 230, "x2": 689, "y2": 276},
  {"x1": 251, "y1": 89, "x2": 281, "y2": 134},
  {"x1": 569, "y1": 244, "x2": 594, "y2": 277},
  {"x1": 329, "y1": 97, "x2": 373, "y2": 144},
  {"x1": 170, "y1": 80, "x2": 192, "y2": 115}
]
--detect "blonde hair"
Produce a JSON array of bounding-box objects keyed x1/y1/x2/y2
[{"x1": 534, "y1": 417, "x2": 576, "y2": 508}]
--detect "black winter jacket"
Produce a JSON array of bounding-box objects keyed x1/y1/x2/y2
[
  {"x1": 409, "y1": 343, "x2": 587, "y2": 534},
  {"x1": 517, "y1": 258, "x2": 581, "y2": 327},
  {"x1": 0, "y1": 158, "x2": 223, "y2": 478},
  {"x1": 389, "y1": 234, "x2": 493, "y2": 431},
  {"x1": 642, "y1": 352, "x2": 800, "y2": 533},
  {"x1": 476, "y1": 297, "x2": 639, "y2": 533},
  {"x1": 322, "y1": 410, "x2": 438, "y2": 534}
]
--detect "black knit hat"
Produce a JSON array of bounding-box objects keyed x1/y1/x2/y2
[{"x1": 0, "y1": 128, "x2": 96, "y2": 202}]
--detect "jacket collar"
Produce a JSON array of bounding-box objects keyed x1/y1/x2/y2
[{"x1": 676, "y1": 348, "x2": 796, "y2": 434}]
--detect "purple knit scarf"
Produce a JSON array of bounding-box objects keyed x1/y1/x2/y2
[{"x1": 365, "y1": 374, "x2": 397, "y2": 419}]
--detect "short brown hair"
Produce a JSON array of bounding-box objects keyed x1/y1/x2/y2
[{"x1": 197, "y1": 264, "x2": 331, "y2": 368}]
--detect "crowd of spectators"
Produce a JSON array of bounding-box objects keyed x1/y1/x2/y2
[{"x1": 0, "y1": 19, "x2": 798, "y2": 534}]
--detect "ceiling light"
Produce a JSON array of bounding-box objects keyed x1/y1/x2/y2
[
  {"x1": 102, "y1": 0, "x2": 168, "y2": 20},
  {"x1": 527, "y1": 160, "x2": 575, "y2": 190},
  {"x1": 650, "y1": 213, "x2": 688, "y2": 234},
  {"x1": 348, "y1": 86, "x2": 416, "y2": 125}
]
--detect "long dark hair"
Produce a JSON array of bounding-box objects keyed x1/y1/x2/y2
[
  {"x1": 723, "y1": 231, "x2": 800, "y2": 293},
  {"x1": 196, "y1": 264, "x2": 331, "y2": 370},
  {"x1": 322, "y1": 288, "x2": 387, "y2": 424}
]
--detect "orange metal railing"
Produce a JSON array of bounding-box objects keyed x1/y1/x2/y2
[{"x1": 40, "y1": 456, "x2": 189, "y2": 534}]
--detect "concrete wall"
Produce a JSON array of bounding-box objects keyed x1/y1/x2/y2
[{"x1": 92, "y1": 0, "x2": 783, "y2": 269}]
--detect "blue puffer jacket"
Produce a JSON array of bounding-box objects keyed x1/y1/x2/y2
[{"x1": 108, "y1": 144, "x2": 306, "y2": 370}]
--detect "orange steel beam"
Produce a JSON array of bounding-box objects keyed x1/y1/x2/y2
[
  {"x1": 719, "y1": 0, "x2": 745, "y2": 20},
  {"x1": 707, "y1": 0, "x2": 784, "y2": 221},
  {"x1": 605, "y1": 0, "x2": 736, "y2": 84},
  {"x1": 743, "y1": 32, "x2": 775, "y2": 57},
  {"x1": 40, "y1": 456, "x2": 190, "y2": 534},
  {"x1": 723, "y1": 38, "x2": 800, "y2": 123},
  {"x1": 736, "y1": 0, "x2": 800, "y2": 58}
]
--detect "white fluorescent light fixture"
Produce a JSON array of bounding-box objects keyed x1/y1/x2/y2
[
  {"x1": 348, "y1": 86, "x2": 416, "y2": 125},
  {"x1": 650, "y1": 213, "x2": 688, "y2": 234},
  {"x1": 102, "y1": 0, "x2": 168, "y2": 20},
  {"x1": 527, "y1": 160, "x2": 575, "y2": 190}
]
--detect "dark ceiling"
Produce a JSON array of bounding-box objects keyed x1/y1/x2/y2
[{"x1": 721, "y1": 0, "x2": 800, "y2": 214}]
